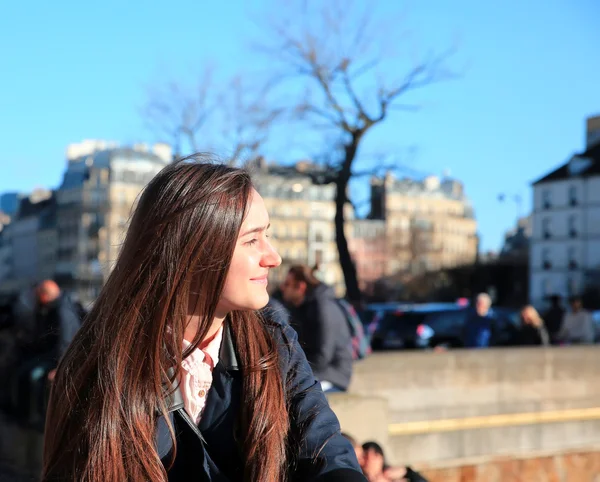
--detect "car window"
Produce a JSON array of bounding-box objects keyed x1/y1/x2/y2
[
  {"x1": 424, "y1": 310, "x2": 467, "y2": 329},
  {"x1": 378, "y1": 312, "x2": 427, "y2": 331}
]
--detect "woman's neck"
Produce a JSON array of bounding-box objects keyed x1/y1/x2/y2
[{"x1": 184, "y1": 314, "x2": 226, "y2": 343}]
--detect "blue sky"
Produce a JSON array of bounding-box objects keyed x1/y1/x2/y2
[{"x1": 1, "y1": 0, "x2": 599, "y2": 251}]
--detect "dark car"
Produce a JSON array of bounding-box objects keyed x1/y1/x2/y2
[
  {"x1": 414, "y1": 307, "x2": 521, "y2": 349},
  {"x1": 361, "y1": 302, "x2": 416, "y2": 334},
  {"x1": 370, "y1": 304, "x2": 521, "y2": 350},
  {"x1": 370, "y1": 303, "x2": 466, "y2": 350}
]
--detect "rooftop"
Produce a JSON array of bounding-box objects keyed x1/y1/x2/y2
[{"x1": 533, "y1": 141, "x2": 600, "y2": 185}]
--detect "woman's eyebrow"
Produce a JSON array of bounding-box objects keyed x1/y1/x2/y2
[{"x1": 240, "y1": 223, "x2": 270, "y2": 237}]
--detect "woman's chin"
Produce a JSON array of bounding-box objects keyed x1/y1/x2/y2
[{"x1": 236, "y1": 294, "x2": 270, "y2": 312}]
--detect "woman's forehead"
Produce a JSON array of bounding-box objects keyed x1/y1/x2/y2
[{"x1": 241, "y1": 189, "x2": 269, "y2": 226}]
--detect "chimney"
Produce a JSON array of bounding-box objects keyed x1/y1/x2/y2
[
  {"x1": 153, "y1": 143, "x2": 173, "y2": 163},
  {"x1": 586, "y1": 115, "x2": 600, "y2": 148}
]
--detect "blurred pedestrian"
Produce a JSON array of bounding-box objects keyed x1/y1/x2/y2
[
  {"x1": 281, "y1": 264, "x2": 353, "y2": 392},
  {"x1": 556, "y1": 296, "x2": 595, "y2": 345},
  {"x1": 462, "y1": 293, "x2": 496, "y2": 348},
  {"x1": 32, "y1": 280, "x2": 81, "y2": 381},
  {"x1": 11, "y1": 280, "x2": 80, "y2": 426},
  {"x1": 516, "y1": 305, "x2": 550, "y2": 346},
  {"x1": 361, "y1": 441, "x2": 428, "y2": 482}
]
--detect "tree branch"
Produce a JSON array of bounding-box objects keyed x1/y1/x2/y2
[
  {"x1": 142, "y1": 68, "x2": 215, "y2": 155},
  {"x1": 376, "y1": 47, "x2": 458, "y2": 121}
]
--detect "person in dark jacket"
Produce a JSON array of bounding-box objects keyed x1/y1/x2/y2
[
  {"x1": 543, "y1": 294, "x2": 565, "y2": 343},
  {"x1": 515, "y1": 305, "x2": 550, "y2": 346},
  {"x1": 462, "y1": 293, "x2": 496, "y2": 348},
  {"x1": 281, "y1": 265, "x2": 353, "y2": 392},
  {"x1": 42, "y1": 159, "x2": 366, "y2": 482},
  {"x1": 11, "y1": 280, "x2": 81, "y2": 426},
  {"x1": 31, "y1": 280, "x2": 81, "y2": 381}
]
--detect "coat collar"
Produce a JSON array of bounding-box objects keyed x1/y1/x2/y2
[
  {"x1": 165, "y1": 321, "x2": 239, "y2": 413},
  {"x1": 218, "y1": 320, "x2": 240, "y2": 371}
]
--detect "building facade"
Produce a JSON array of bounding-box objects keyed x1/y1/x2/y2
[
  {"x1": 530, "y1": 119, "x2": 600, "y2": 308},
  {"x1": 348, "y1": 219, "x2": 388, "y2": 295},
  {"x1": 500, "y1": 216, "x2": 531, "y2": 262},
  {"x1": 370, "y1": 173, "x2": 478, "y2": 277},
  {"x1": 252, "y1": 160, "x2": 352, "y2": 295},
  {"x1": 54, "y1": 140, "x2": 172, "y2": 305},
  {"x1": 0, "y1": 189, "x2": 57, "y2": 295}
]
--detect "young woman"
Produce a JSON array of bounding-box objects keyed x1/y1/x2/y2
[{"x1": 42, "y1": 159, "x2": 365, "y2": 481}]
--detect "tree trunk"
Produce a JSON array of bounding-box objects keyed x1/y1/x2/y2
[{"x1": 335, "y1": 138, "x2": 362, "y2": 303}]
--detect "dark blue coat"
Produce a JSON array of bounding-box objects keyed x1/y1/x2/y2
[{"x1": 156, "y1": 318, "x2": 366, "y2": 481}]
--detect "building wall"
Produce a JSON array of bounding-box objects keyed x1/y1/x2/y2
[
  {"x1": 10, "y1": 217, "x2": 39, "y2": 286},
  {"x1": 383, "y1": 192, "x2": 478, "y2": 275},
  {"x1": 37, "y1": 228, "x2": 58, "y2": 281},
  {"x1": 533, "y1": 178, "x2": 585, "y2": 211},
  {"x1": 55, "y1": 143, "x2": 169, "y2": 305},
  {"x1": 530, "y1": 173, "x2": 600, "y2": 307},
  {"x1": 349, "y1": 220, "x2": 388, "y2": 293}
]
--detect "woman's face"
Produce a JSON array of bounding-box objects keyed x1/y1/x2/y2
[{"x1": 217, "y1": 189, "x2": 281, "y2": 314}]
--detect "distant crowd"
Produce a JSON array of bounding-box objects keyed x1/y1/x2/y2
[{"x1": 464, "y1": 292, "x2": 595, "y2": 349}]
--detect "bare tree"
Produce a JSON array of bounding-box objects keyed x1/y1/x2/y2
[
  {"x1": 142, "y1": 69, "x2": 281, "y2": 164},
  {"x1": 220, "y1": 76, "x2": 284, "y2": 166},
  {"x1": 256, "y1": 0, "x2": 458, "y2": 301},
  {"x1": 142, "y1": 68, "x2": 215, "y2": 158}
]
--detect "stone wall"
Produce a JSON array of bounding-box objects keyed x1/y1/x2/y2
[
  {"x1": 3, "y1": 346, "x2": 600, "y2": 480},
  {"x1": 419, "y1": 449, "x2": 600, "y2": 482},
  {"x1": 330, "y1": 345, "x2": 600, "y2": 476}
]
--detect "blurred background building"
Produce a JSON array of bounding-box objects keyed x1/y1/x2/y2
[
  {"x1": 369, "y1": 172, "x2": 478, "y2": 275},
  {"x1": 0, "y1": 141, "x2": 482, "y2": 305},
  {"x1": 530, "y1": 115, "x2": 600, "y2": 308}
]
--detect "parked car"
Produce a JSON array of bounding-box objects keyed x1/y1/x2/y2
[
  {"x1": 370, "y1": 304, "x2": 466, "y2": 350},
  {"x1": 370, "y1": 304, "x2": 521, "y2": 350},
  {"x1": 415, "y1": 307, "x2": 521, "y2": 349}
]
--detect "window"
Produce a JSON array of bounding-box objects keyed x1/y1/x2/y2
[
  {"x1": 568, "y1": 215, "x2": 577, "y2": 238},
  {"x1": 542, "y1": 190, "x2": 552, "y2": 209},
  {"x1": 568, "y1": 246, "x2": 578, "y2": 270},
  {"x1": 569, "y1": 186, "x2": 578, "y2": 206},
  {"x1": 542, "y1": 218, "x2": 551, "y2": 239},
  {"x1": 542, "y1": 248, "x2": 552, "y2": 270}
]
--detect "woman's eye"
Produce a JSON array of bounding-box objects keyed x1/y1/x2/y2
[{"x1": 245, "y1": 239, "x2": 258, "y2": 246}]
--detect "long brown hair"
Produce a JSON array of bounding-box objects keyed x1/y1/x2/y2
[{"x1": 42, "y1": 158, "x2": 289, "y2": 481}]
